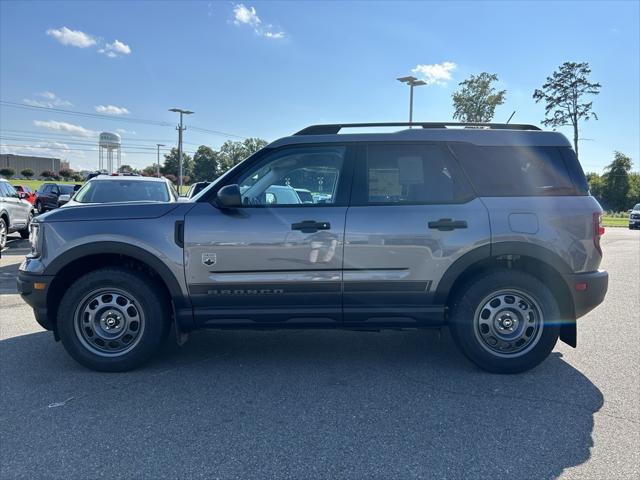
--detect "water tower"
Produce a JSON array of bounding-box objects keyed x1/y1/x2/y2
[{"x1": 98, "y1": 132, "x2": 121, "y2": 172}]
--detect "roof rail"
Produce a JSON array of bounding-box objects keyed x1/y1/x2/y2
[{"x1": 294, "y1": 122, "x2": 541, "y2": 135}]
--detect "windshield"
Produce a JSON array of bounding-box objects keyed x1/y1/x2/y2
[
  {"x1": 59, "y1": 185, "x2": 76, "y2": 195},
  {"x1": 635, "y1": 204, "x2": 640, "y2": 211},
  {"x1": 73, "y1": 180, "x2": 170, "y2": 203}
]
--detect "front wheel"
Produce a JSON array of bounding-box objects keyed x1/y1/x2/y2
[
  {"x1": 449, "y1": 270, "x2": 560, "y2": 374},
  {"x1": 0, "y1": 217, "x2": 7, "y2": 249},
  {"x1": 57, "y1": 267, "x2": 171, "y2": 371},
  {"x1": 35, "y1": 200, "x2": 44, "y2": 215}
]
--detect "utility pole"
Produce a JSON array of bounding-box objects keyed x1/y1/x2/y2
[
  {"x1": 169, "y1": 108, "x2": 193, "y2": 193},
  {"x1": 397, "y1": 76, "x2": 426, "y2": 126},
  {"x1": 156, "y1": 144, "x2": 165, "y2": 177}
]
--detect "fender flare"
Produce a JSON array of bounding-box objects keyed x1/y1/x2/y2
[{"x1": 45, "y1": 241, "x2": 193, "y2": 328}]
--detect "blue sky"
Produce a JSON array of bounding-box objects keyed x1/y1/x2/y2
[{"x1": 1, "y1": 0, "x2": 638, "y2": 173}]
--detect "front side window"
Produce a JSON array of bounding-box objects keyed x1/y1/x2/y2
[
  {"x1": 237, "y1": 146, "x2": 345, "y2": 206},
  {"x1": 364, "y1": 143, "x2": 470, "y2": 204}
]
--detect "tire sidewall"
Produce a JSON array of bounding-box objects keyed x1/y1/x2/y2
[
  {"x1": 36, "y1": 201, "x2": 44, "y2": 214},
  {"x1": 58, "y1": 268, "x2": 170, "y2": 371},
  {"x1": 0, "y1": 217, "x2": 7, "y2": 249},
  {"x1": 450, "y1": 270, "x2": 560, "y2": 374}
]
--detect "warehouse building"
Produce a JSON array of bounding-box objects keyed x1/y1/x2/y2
[{"x1": 0, "y1": 154, "x2": 61, "y2": 178}]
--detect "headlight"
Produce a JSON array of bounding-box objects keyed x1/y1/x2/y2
[{"x1": 29, "y1": 222, "x2": 41, "y2": 257}]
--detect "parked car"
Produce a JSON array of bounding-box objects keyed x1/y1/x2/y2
[
  {"x1": 18, "y1": 122, "x2": 608, "y2": 373},
  {"x1": 61, "y1": 176, "x2": 178, "y2": 207},
  {"x1": 294, "y1": 188, "x2": 314, "y2": 203},
  {"x1": 629, "y1": 203, "x2": 640, "y2": 229},
  {"x1": 13, "y1": 185, "x2": 36, "y2": 205},
  {"x1": 0, "y1": 178, "x2": 34, "y2": 248},
  {"x1": 35, "y1": 183, "x2": 81, "y2": 214},
  {"x1": 186, "y1": 182, "x2": 210, "y2": 198}
]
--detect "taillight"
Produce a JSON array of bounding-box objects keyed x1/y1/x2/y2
[{"x1": 593, "y1": 212, "x2": 604, "y2": 256}]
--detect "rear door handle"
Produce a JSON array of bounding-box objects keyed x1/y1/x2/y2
[
  {"x1": 291, "y1": 220, "x2": 331, "y2": 233},
  {"x1": 428, "y1": 218, "x2": 468, "y2": 231}
]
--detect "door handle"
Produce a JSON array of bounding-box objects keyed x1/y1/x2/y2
[
  {"x1": 291, "y1": 220, "x2": 331, "y2": 233},
  {"x1": 428, "y1": 218, "x2": 468, "y2": 231}
]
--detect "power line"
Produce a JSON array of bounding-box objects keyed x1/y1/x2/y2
[
  {"x1": 0, "y1": 128, "x2": 199, "y2": 146},
  {"x1": 0, "y1": 101, "x2": 248, "y2": 139}
]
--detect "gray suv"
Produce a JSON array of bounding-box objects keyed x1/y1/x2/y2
[{"x1": 18, "y1": 122, "x2": 609, "y2": 373}]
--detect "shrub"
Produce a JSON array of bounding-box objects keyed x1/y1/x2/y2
[{"x1": 0, "y1": 168, "x2": 15, "y2": 179}]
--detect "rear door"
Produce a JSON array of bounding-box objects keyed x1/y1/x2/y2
[
  {"x1": 184, "y1": 144, "x2": 354, "y2": 326},
  {"x1": 343, "y1": 142, "x2": 491, "y2": 325}
]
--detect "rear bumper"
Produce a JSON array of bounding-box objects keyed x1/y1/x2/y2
[
  {"x1": 563, "y1": 269, "x2": 608, "y2": 319},
  {"x1": 17, "y1": 271, "x2": 55, "y2": 331}
]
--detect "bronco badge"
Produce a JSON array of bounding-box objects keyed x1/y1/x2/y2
[{"x1": 202, "y1": 253, "x2": 217, "y2": 267}]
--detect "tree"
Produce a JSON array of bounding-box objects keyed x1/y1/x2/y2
[
  {"x1": 219, "y1": 138, "x2": 268, "y2": 172},
  {"x1": 586, "y1": 172, "x2": 604, "y2": 202},
  {"x1": 59, "y1": 168, "x2": 74, "y2": 180},
  {"x1": 601, "y1": 151, "x2": 632, "y2": 211},
  {"x1": 20, "y1": 168, "x2": 34, "y2": 179},
  {"x1": 141, "y1": 165, "x2": 158, "y2": 177},
  {"x1": 40, "y1": 170, "x2": 55, "y2": 179},
  {"x1": 628, "y1": 172, "x2": 640, "y2": 208},
  {"x1": 118, "y1": 164, "x2": 138, "y2": 174},
  {"x1": 192, "y1": 145, "x2": 221, "y2": 182},
  {"x1": 452, "y1": 72, "x2": 506, "y2": 123},
  {"x1": 0, "y1": 168, "x2": 15, "y2": 179},
  {"x1": 533, "y1": 62, "x2": 601, "y2": 159},
  {"x1": 161, "y1": 147, "x2": 193, "y2": 179}
]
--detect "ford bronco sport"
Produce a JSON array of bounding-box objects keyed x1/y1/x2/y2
[{"x1": 18, "y1": 122, "x2": 608, "y2": 373}]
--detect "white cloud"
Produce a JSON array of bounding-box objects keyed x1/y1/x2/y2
[
  {"x1": 95, "y1": 104, "x2": 130, "y2": 115},
  {"x1": 46, "y1": 27, "x2": 96, "y2": 48},
  {"x1": 23, "y1": 91, "x2": 72, "y2": 108},
  {"x1": 116, "y1": 128, "x2": 136, "y2": 135},
  {"x1": 412, "y1": 61, "x2": 457, "y2": 86},
  {"x1": 33, "y1": 120, "x2": 97, "y2": 138},
  {"x1": 99, "y1": 39, "x2": 131, "y2": 58},
  {"x1": 232, "y1": 4, "x2": 285, "y2": 39}
]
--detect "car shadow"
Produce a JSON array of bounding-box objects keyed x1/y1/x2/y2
[{"x1": 0, "y1": 328, "x2": 602, "y2": 479}]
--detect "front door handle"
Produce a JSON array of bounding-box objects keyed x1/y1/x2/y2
[
  {"x1": 291, "y1": 220, "x2": 331, "y2": 233},
  {"x1": 428, "y1": 218, "x2": 468, "y2": 231}
]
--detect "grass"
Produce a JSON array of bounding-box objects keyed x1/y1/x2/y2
[
  {"x1": 602, "y1": 216, "x2": 629, "y2": 228},
  {"x1": 8, "y1": 179, "x2": 82, "y2": 191}
]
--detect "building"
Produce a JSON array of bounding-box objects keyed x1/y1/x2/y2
[{"x1": 0, "y1": 154, "x2": 61, "y2": 178}]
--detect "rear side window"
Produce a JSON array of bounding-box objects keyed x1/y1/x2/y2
[
  {"x1": 360, "y1": 143, "x2": 472, "y2": 205},
  {"x1": 451, "y1": 143, "x2": 586, "y2": 196}
]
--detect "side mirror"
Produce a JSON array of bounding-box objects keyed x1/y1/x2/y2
[
  {"x1": 18, "y1": 192, "x2": 27, "y2": 199},
  {"x1": 216, "y1": 184, "x2": 242, "y2": 208},
  {"x1": 58, "y1": 194, "x2": 71, "y2": 204}
]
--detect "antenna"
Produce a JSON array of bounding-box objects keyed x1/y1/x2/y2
[{"x1": 506, "y1": 111, "x2": 516, "y2": 124}]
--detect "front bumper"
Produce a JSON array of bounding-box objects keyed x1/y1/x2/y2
[
  {"x1": 17, "y1": 271, "x2": 55, "y2": 331},
  {"x1": 563, "y1": 269, "x2": 609, "y2": 319}
]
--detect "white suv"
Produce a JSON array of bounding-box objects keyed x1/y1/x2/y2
[{"x1": 0, "y1": 178, "x2": 34, "y2": 249}]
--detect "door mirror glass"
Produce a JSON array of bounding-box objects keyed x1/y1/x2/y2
[
  {"x1": 216, "y1": 184, "x2": 242, "y2": 208},
  {"x1": 58, "y1": 194, "x2": 71, "y2": 203}
]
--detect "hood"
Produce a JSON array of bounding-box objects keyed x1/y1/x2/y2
[{"x1": 38, "y1": 202, "x2": 181, "y2": 223}]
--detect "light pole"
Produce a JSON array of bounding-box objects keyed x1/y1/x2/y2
[
  {"x1": 169, "y1": 108, "x2": 194, "y2": 193},
  {"x1": 397, "y1": 76, "x2": 426, "y2": 126},
  {"x1": 156, "y1": 144, "x2": 165, "y2": 177}
]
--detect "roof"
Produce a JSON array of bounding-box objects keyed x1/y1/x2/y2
[
  {"x1": 267, "y1": 123, "x2": 572, "y2": 149},
  {"x1": 89, "y1": 175, "x2": 168, "y2": 183}
]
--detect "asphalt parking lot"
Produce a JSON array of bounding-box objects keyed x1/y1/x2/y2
[{"x1": 0, "y1": 229, "x2": 638, "y2": 479}]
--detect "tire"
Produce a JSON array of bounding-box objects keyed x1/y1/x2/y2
[
  {"x1": 449, "y1": 269, "x2": 560, "y2": 374},
  {"x1": 36, "y1": 200, "x2": 44, "y2": 215},
  {"x1": 0, "y1": 216, "x2": 7, "y2": 249},
  {"x1": 57, "y1": 267, "x2": 171, "y2": 372},
  {"x1": 19, "y1": 211, "x2": 33, "y2": 239}
]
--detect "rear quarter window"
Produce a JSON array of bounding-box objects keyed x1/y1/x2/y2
[{"x1": 449, "y1": 143, "x2": 587, "y2": 196}]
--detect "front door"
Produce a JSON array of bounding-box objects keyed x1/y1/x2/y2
[
  {"x1": 184, "y1": 144, "x2": 353, "y2": 326},
  {"x1": 343, "y1": 142, "x2": 491, "y2": 325}
]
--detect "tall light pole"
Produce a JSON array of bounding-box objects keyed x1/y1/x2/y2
[
  {"x1": 397, "y1": 76, "x2": 426, "y2": 126},
  {"x1": 169, "y1": 108, "x2": 194, "y2": 193},
  {"x1": 156, "y1": 144, "x2": 165, "y2": 177}
]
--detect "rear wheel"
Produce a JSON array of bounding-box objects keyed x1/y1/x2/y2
[
  {"x1": 35, "y1": 200, "x2": 44, "y2": 214},
  {"x1": 449, "y1": 269, "x2": 560, "y2": 373},
  {"x1": 57, "y1": 267, "x2": 171, "y2": 371},
  {"x1": 19, "y1": 211, "x2": 33, "y2": 239}
]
